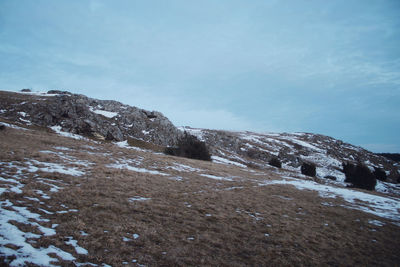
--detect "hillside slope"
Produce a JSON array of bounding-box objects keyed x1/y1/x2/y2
[
  {"x1": 181, "y1": 127, "x2": 400, "y2": 193},
  {"x1": 1, "y1": 89, "x2": 400, "y2": 265},
  {"x1": 0, "y1": 118, "x2": 400, "y2": 266},
  {"x1": 0, "y1": 122, "x2": 400, "y2": 266}
]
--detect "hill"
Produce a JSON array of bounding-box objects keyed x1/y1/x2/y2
[
  {"x1": 377, "y1": 153, "x2": 400, "y2": 163},
  {"x1": 0, "y1": 90, "x2": 400, "y2": 266}
]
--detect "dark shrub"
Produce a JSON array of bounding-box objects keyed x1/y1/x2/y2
[
  {"x1": 268, "y1": 157, "x2": 282, "y2": 168},
  {"x1": 324, "y1": 175, "x2": 336, "y2": 181},
  {"x1": 301, "y1": 162, "x2": 316, "y2": 177},
  {"x1": 373, "y1": 167, "x2": 387, "y2": 181},
  {"x1": 342, "y1": 162, "x2": 355, "y2": 175},
  {"x1": 343, "y1": 162, "x2": 376, "y2": 190},
  {"x1": 0, "y1": 124, "x2": 5, "y2": 130},
  {"x1": 164, "y1": 132, "x2": 211, "y2": 161},
  {"x1": 21, "y1": 88, "x2": 31, "y2": 92}
]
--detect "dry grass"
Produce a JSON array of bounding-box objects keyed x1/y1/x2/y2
[
  {"x1": 1, "y1": 125, "x2": 400, "y2": 266},
  {"x1": 127, "y1": 137, "x2": 165, "y2": 152}
]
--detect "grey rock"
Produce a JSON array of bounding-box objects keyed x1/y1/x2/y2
[{"x1": 0, "y1": 90, "x2": 181, "y2": 146}]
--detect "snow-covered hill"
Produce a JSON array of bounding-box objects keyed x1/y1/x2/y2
[{"x1": 180, "y1": 127, "x2": 400, "y2": 194}]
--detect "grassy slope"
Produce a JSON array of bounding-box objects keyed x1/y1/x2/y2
[{"x1": 0, "y1": 122, "x2": 399, "y2": 266}]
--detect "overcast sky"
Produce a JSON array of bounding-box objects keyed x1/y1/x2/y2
[{"x1": 1, "y1": 0, "x2": 399, "y2": 152}]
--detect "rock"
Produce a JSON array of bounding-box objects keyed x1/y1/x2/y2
[
  {"x1": 268, "y1": 157, "x2": 282, "y2": 168},
  {"x1": 0, "y1": 90, "x2": 182, "y2": 146}
]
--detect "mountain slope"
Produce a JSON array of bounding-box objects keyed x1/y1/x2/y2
[
  {"x1": 1, "y1": 117, "x2": 400, "y2": 266},
  {"x1": 181, "y1": 127, "x2": 400, "y2": 192},
  {"x1": 1, "y1": 89, "x2": 400, "y2": 265}
]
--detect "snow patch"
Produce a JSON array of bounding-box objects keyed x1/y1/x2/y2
[
  {"x1": 108, "y1": 163, "x2": 168, "y2": 176},
  {"x1": 0, "y1": 200, "x2": 75, "y2": 266},
  {"x1": 65, "y1": 237, "x2": 88, "y2": 255},
  {"x1": 368, "y1": 219, "x2": 385, "y2": 227},
  {"x1": 89, "y1": 107, "x2": 118, "y2": 118},
  {"x1": 199, "y1": 174, "x2": 233, "y2": 181},
  {"x1": 260, "y1": 177, "x2": 400, "y2": 223},
  {"x1": 26, "y1": 160, "x2": 85, "y2": 176},
  {"x1": 211, "y1": 156, "x2": 247, "y2": 168},
  {"x1": 129, "y1": 197, "x2": 151, "y2": 202},
  {"x1": 0, "y1": 122, "x2": 28, "y2": 131},
  {"x1": 166, "y1": 163, "x2": 203, "y2": 173},
  {"x1": 50, "y1": 126, "x2": 87, "y2": 140}
]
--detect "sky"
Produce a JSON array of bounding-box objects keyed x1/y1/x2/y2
[{"x1": 0, "y1": 0, "x2": 399, "y2": 152}]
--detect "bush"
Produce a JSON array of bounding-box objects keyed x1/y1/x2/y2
[
  {"x1": 0, "y1": 124, "x2": 5, "y2": 131},
  {"x1": 342, "y1": 162, "x2": 355, "y2": 176},
  {"x1": 164, "y1": 132, "x2": 211, "y2": 161},
  {"x1": 343, "y1": 162, "x2": 376, "y2": 190},
  {"x1": 373, "y1": 167, "x2": 387, "y2": 181},
  {"x1": 301, "y1": 162, "x2": 316, "y2": 177},
  {"x1": 268, "y1": 157, "x2": 282, "y2": 168}
]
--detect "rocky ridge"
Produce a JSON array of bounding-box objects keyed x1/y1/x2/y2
[
  {"x1": 0, "y1": 90, "x2": 182, "y2": 146},
  {"x1": 181, "y1": 127, "x2": 400, "y2": 189}
]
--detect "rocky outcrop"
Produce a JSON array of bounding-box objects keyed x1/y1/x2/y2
[
  {"x1": 0, "y1": 90, "x2": 182, "y2": 146},
  {"x1": 181, "y1": 127, "x2": 400, "y2": 184}
]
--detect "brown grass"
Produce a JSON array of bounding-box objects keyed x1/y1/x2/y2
[
  {"x1": 127, "y1": 137, "x2": 165, "y2": 152},
  {"x1": 1, "y1": 125, "x2": 400, "y2": 266}
]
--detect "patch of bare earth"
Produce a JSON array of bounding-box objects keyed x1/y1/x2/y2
[{"x1": 0, "y1": 124, "x2": 399, "y2": 266}]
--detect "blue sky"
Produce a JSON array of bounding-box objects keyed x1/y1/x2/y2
[{"x1": 0, "y1": 0, "x2": 399, "y2": 152}]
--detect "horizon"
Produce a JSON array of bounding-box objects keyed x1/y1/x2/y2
[
  {"x1": 1, "y1": 0, "x2": 399, "y2": 153},
  {"x1": 3, "y1": 87, "x2": 397, "y2": 155}
]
